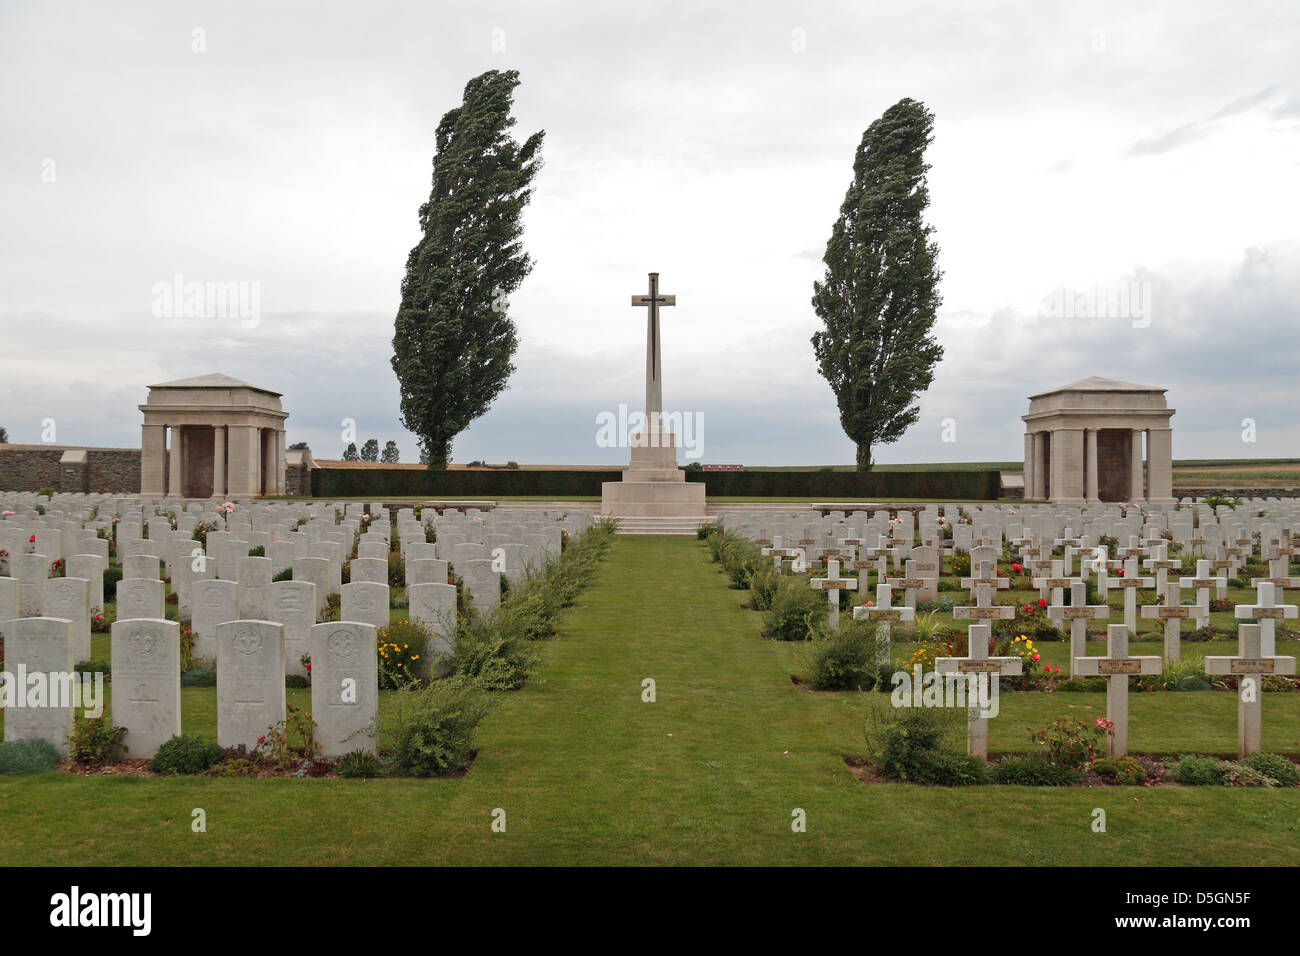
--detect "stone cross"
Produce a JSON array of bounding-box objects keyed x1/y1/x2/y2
[
  {"x1": 809, "y1": 558, "x2": 857, "y2": 632},
  {"x1": 1179, "y1": 558, "x2": 1227, "y2": 629},
  {"x1": 1048, "y1": 580, "x2": 1111, "y2": 677},
  {"x1": 1032, "y1": 560, "x2": 1073, "y2": 609},
  {"x1": 1054, "y1": 529, "x2": 1081, "y2": 575},
  {"x1": 630, "y1": 271, "x2": 676, "y2": 429},
  {"x1": 934, "y1": 624, "x2": 1022, "y2": 759},
  {"x1": 960, "y1": 559, "x2": 1009, "y2": 602},
  {"x1": 1139, "y1": 579, "x2": 1190, "y2": 663},
  {"x1": 1111, "y1": 556, "x2": 1155, "y2": 631},
  {"x1": 760, "y1": 535, "x2": 792, "y2": 573},
  {"x1": 884, "y1": 562, "x2": 927, "y2": 611},
  {"x1": 1071, "y1": 624, "x2": 1161, "y2": 756},
  {"x1": 953, "y1": 582, "x2": 1015, "y2": 628},
  {"x1": 1204, "y1": 623, "x2": 1297, "y2": 758},
  {"x1": 1142, "y1": 544, "x2": 1181, "y2": 597},
  {"x1": 1233, "y1": 581, "x2": 1298, "y2": 657},
  {"x1": 853, "y1": 583, "x2": 915, "y2": 664}
]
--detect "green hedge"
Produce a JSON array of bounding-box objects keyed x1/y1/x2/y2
[{"x1": 311, "y1": 468, "x2": 1001, "y2": 500}]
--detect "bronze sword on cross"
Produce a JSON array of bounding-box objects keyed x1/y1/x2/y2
[{"x1": 630, "y1": 272, "x2": 675, "y2": 430}]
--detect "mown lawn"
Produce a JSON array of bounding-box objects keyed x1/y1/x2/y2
[{"x1": 3, "y1": 536, "x2": 1300, "y2": 866}]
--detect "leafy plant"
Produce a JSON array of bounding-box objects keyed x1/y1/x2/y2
[
  {"x1": 1239, "y1": 752, "x2": 1299, "y2": 787},
  {"x1": 336, "y1": 750, "x2": 383, "y2": 778},
  {"x1": 1029, "y1": 715, "x2": 1112, "y2": 770},
  {"x1": 254, "y1": 705, "x2": 318, "y2": 769},
  {"x1": 1091, "y1": 755, "x2": 1146, "y2": 785},
  {"x1": 377, "y1": 618, "x2": 430, "y2": 689},
  {"x1": 150, "y1": 735, "x2": 224, "y2": 775},
  {"x1": 761, "y1": 575, "x2": 826, "y2": 642},
  {"x1": 0, "y1": 738, "x2": 62, "y2": 775},
  {"x1": 384, "y1": 681, "x2": 491, "y2": 776},
  {"x1": 806, "y1": 620, "x2": 879, "y2": 690},
  {"x1": 864, "y1": 699, "x2": 986, "y2": 786},
  {"x1": 1220, "y1": 762, "x2": 1277, "y2": 787},
  {"x1": 991, "y1": 755, "x2": 1080, "y2": 786},
  {"x1": 1171, "y1": 755, "x2": 1223, "y2": 786},
  {"x1": 69, "y1": 715, "x2": 127, "y2": 767}
]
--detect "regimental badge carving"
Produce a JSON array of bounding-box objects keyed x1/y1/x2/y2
[
  {"x1": 127, "y1": 627, "x2": 157, "y2": 657},
  {"x1": 327, "y1": 628, "x2": 358, "y2": 661},
  {"x1": 233, "y1": 628, "x2": 264, "y2": 656},
  {"x1": 130, "y1": 585, "x2": 147, "y2": 604},
  {"x1": 355, "y1": 589, "x2": 376, "y2": 611},
  {"x1": 54, "y1": 583, "x2": 74, "y2": 607}
]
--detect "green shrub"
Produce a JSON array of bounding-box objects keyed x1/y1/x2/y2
[
  {"x1": 247, "y1": 545, "x2": 265, "y2": 557},
  {"x1": 384, "y1": 681, "x2": 490, "y2": 777},
  {"x1": 991, "y1": 755, "x2": 1080, "y2": 786},
  {"x1": 1091, "y1": 755, "x2": 1146, "y2": 785},
  {"x1": 449, "y1": 622, "x2": 540, "y2": 691},
  {"x1": 1171, "y1": 755, "x2": 1223, "y2": 786},
  {"x1": 1220, "y1": 761, "x2": 1277, "y2": 787},
  {"x1": 948, "y1": 552, "x2": 971, "y2": 576},
  {"x1": 336, "y1": 749, "x2": 384, "y2": 778},
  {"x1": 272, "y1": 567, "x2": 293, "y2": 583},
  {"x1": 150, "y1": 735, "x2": 223, "y2": 775},
  {"x1": 865, "y1": 701, "x2": 985, "y2": 786},
  {"x1": 807, "y1": 621, "x2": 879, "y2": 690},
  {"x1": 1240, "y1": 752, "x2": 1299, "y2": 787},
  {"x1": 0, "y1": 738, "x2": 62, "y2": 775},
  {"x1": 69, "y1": 715, "x2": 127, "y2": 767},
  {"x1": 762, "y1": 576, "x2": 826, "y2": 641},
  {"x1": 285, "y1": 674, "x2": 308, "y2": 689},
  {"x1": 746, "y1": 570, "x2": 781, "y2": 611},
  {"x1": 103, "y1": 565, "x2": 124, "y2": 601}
]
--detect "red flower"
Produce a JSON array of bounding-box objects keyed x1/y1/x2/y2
[
  {"x1": 29, "y1": 535, "x2": 36, "y2": 543},
  {"x1": 1037, "y1": 598, "x2": 1047, "y2": 609},
  {"x1": 305, "y1": 662, "x2": 311, "y2": 671},
  {"x1": 1011, "y1": 562, "x2": 1023, "y2": 573}
]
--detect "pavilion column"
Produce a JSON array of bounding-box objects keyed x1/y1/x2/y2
[
  {"x1": 1147, "y1": 427, "x2": 1174, "y2": 505},
  {"x1": 167, "y1": 425, "x2": 184, "y2": 498},
  {"x1": 140, "y1": 423, "x2": 167, "y2": 496},
  {"x1": 1023, "y1": 432, "x2": 1035, "y2": 501},
  {"x1": 1085, "y1": 428, "x2": 1099, "y2": 505},
  {"x1": 1050, "y1": 428, "x2": 1085, "y2": 505},
  {"x1": 1129, "y1": 429, "x2": 1145, "y2": 503},
  {"x1": 212, "y1": 426, "x2": 227, "y2": 500},
  {"x1": 1033, "y1": 432, "x2": 1048, "y2": 499},
  {"x1": 261, "y1": 428, "x2": 276, "y2": 496},
  {"x1": 275, "y1": 429, "x2": 286, "y2": 495},
  {"x1": 227, "y1": 425, "x2": 260, "y2": 498}
]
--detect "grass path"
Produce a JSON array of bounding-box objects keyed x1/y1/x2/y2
[{"x1": 4, "y1": 536, "x2": 1300, "y2": 865}]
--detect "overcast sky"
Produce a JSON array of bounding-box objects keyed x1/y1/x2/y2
[{"x1": 2, "y1": 0, "x2": 1297, "y2": 466}]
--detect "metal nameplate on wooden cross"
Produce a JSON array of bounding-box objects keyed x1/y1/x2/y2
[
  {"x1": 893, "y1": 579, "x2": 925, "y2": 588},
  {"x1": 1190, "y1": 579, "x2": 1218, "y2": 587},
  {"x1": 1060, "y1": 607, "x2": 1099, "y2": 619},
  {"x1": 913, "y1": 563, "x2": 938, "y2": 572},
  {"x1": 1097, "y1": 660, "x2": 1143, "y2": 675},
  {"x1": 1157, "y1": 607, "x2": 1191, "y2": 618},
  {"x1": 1114, "y1": 579, "x2": 1145, "y2": 587},
  {"x1": 821, "y1": 548, "x2": 842, "y2": 556},
  {"x1": 1042, "y1": 578, "x2": 1072, "y2": 587},
  {"x1": 967, "y1": 608, "x2": 1009, "y2": 619},
  {"x1": 1252, "y1": 608, "x2": 1287, "y2": 620},
  {"x1": 958, "y1": 661, "x2": 1003, "y2": 674},
  {"x1": 1212, "y1": 560, "x2": 1235, "y2": 569},
  {"x1": 872, "y1": 609, "x2": 902, "y2": 621},
  {"x1": 1232, "y1": 660, "x2": 1275, "y2": 674},
  {"x1": 1149, "y1": 561, "x2": 1177, "y2": 570},
  {"x1": 820, "y1": 580, "x2": 847, "y2": 590},
  {"x1": 852, "y1": 561, "x2": 874, "y2": 570}
]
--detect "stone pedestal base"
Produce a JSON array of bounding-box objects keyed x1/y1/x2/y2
[{"x1": 601, "y1": 429, "x2": 707, "y2": 519}]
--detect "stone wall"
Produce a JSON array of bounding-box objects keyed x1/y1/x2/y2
[{"x1": 0, "y1": 445, "x2": 141, "y2": 493}]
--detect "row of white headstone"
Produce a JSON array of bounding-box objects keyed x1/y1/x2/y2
[{"x1": 1, "y1": 494, "x2": 596, "y2": 761}]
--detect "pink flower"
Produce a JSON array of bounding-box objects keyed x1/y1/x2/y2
[{"x1": 1031, "y1": 653, "x2": 1040, "y2": 661}]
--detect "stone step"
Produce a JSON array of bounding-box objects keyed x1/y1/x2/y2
[{"x1": 612, "y1": 516, "x2": 713, "y2": 536}]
